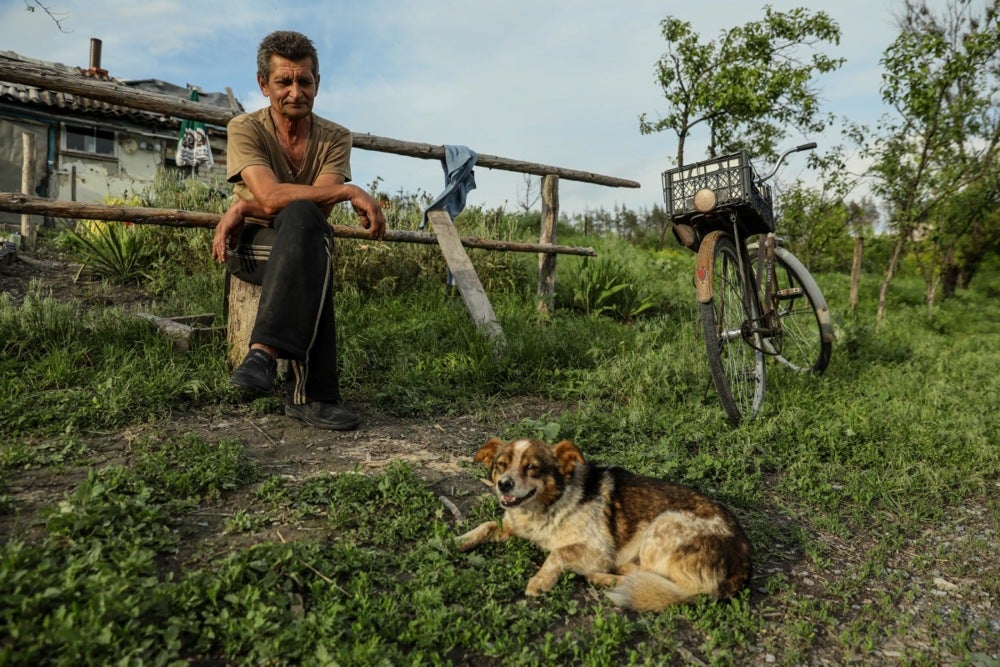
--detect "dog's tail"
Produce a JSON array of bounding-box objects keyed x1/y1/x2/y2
[{"x1": 605, "y1": 571, "x2": 714, "y2": 611}]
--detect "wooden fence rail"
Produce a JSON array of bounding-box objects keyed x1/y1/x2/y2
[{"x1": 0, "y1": 193, "x2": 597, "y2": 257}]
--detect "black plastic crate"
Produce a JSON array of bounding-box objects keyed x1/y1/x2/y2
[{"x1": 662, "y1": 152, "x2": 774, "y2": 234}]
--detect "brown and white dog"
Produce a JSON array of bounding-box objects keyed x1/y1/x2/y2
[{"x1": 456, "y1": 438, "x2": 752, "y2": 610}]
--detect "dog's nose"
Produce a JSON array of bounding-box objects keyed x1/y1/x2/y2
[{"x1": 497, "y1": 476, "x2": 514, "y2": 493}]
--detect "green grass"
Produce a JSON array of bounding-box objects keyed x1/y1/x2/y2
[{"x1": 1, "y1": 230, "x2": 998, "y2": 665}]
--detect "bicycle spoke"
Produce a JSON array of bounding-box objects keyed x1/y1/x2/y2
[{"x1": 699, "y1": 233, "x2": 765, "y2": 425}]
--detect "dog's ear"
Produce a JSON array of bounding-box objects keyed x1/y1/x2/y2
[
  {"x1": 474, "y1": 437, "x2": 504, "y2": 468},
  {"x1": 552, "y1": 440, "x2": 585, "y2": 476}
]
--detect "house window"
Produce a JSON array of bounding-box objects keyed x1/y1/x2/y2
[{"x1": 64, "y1": 125, "x2": 116, "y2": 156}]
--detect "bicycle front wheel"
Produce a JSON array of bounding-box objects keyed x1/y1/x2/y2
[
  {"x1": 698, "y1": 232, "x2": 765, "y2": 425},
  {"x1": 768, "y1": 247, "x2": 833, "y2": 373}
]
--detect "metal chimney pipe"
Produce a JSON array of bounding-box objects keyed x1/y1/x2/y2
[{"x1": 89, "y1": 38, "x2": 102, "y2": 71}]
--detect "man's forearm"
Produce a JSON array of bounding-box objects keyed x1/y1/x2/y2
[
  {"x1": 252, "y1": 182, "x2": 360, "y2": 217},
  {"x1": 232, "y1": 197, "x2": 272, "y2": 221}
]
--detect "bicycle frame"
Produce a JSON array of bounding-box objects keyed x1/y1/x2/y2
[{"x1": 697, "y1": 223, "x2": 833, "y2": 354}]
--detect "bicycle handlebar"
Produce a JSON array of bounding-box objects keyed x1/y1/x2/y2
[{"x1": 757, "y1": 142, "x2": 817, "y2": 184}]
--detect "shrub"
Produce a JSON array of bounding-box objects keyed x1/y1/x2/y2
[
  {"x1": 555, "y1": 240, "x2": 675, "y2": 322},
  {"x1": 62, "y1": 211, "x2": 154, "y2": 284}
]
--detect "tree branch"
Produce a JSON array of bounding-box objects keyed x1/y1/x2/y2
[{"x1": 23, "y1": 0, "x2": 71, "y2": 33}]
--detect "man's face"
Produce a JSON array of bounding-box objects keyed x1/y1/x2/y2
[{"x1": 259, "y1": 55, "x2": 318, "y2": 121}]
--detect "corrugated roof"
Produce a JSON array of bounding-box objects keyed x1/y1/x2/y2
[{"x1": 0, "y1": 50, "x2": 242, "y2": 127}]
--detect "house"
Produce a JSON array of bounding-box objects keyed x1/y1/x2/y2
[{"x1": 0, "y1": 38, "x2": 242, "y2": 229}]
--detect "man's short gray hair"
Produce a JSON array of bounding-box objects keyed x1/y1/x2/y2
[{"x1": 257, "y1": 31, "x2": 319, "y2": 81}]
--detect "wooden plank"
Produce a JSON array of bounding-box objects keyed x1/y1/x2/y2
[
  {"x1": 425, "y1": 209, "x2": 506, "y2": 354},
  {"x1": 138, "y1": 312, "x2": 223, "y2": 353}
]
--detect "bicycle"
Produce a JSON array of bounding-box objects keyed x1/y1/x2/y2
[{"x1": 662, "y1": 143, "x2": 834, "y2": 425}]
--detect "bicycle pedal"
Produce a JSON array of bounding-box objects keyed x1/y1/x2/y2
[{"x1": 775, "y1": 288, "x2": 803, "y2": 300}]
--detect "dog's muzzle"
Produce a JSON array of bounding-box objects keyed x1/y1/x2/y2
[{"x1": 496, "y1": 475, "x2": 536, "y2": 508}]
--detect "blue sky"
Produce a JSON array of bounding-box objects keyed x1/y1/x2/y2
[{"x1": 0, "y1": 0, "x2": 953, "y2": 216}]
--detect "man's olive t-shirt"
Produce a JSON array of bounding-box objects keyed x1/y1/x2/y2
[{"x1": 226, "y1": 107, "x2": 352, "y2": 206}]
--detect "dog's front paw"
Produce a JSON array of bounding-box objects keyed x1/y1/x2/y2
[
  {"x1": 525, "y1": 572, "x2": 557, "y2": 597},
  {"x1": 454, "y1": 528, "x2": 482, "y2": 552},
  {"x1": 455, "y1": 520, "x2": 502, "y2": 551}
]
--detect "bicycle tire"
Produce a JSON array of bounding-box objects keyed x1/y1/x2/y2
[
  {"x1": 698, "y1": 232, "x2": 765, "y2": 425},
  {"x1": 767, "y1": 247, "x2": 833, "y2": 373}
]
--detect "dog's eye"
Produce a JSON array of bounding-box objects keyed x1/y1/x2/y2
[
  {"x1": 525, "y1": 463, "x2": 539, "y2": 473},
  {"x1": 494, "y1": 460, "x2": 508, "y2": 472}
]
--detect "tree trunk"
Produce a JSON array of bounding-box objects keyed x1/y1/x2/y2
[
  {"x1": 941, "y1": 265, "x2": 960, "y2": 299},
  {"x1": 876, "y1": 229, "x2": 909, "y2": 325},
  {"x1": 926, "y1": 275, "x2": 941, "y2": 310},
  {"x1": 225, "y1": 274, "x2": 261, "y2": 370}
]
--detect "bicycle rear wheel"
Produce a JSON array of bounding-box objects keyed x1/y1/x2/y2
[
  {"x1": 698, "y1": 232, "x2": 765, "y2": 425},
  {"x1": 768, "y1": 247, "x2": 833, "y2": 373}
]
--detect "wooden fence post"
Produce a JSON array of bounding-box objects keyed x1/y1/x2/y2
[
  {"x1": 20, "y1": 132, "x2": 37, "y2": 251},
  {"x1": 850, "y1": 235, "x2": 864, "y2": 314},
  {"x1": 537, "y1": 174, "x2": 559, "y2": 313}
]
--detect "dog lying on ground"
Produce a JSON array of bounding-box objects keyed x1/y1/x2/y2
[{"x1": 456, "y1": 437, "x2": 752, "y2": 610}]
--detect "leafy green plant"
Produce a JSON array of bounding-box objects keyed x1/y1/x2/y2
[
  {"x1": 561, "y1": 255, "x2": 661, "y2": 321},
  {"x1": 223, "y1": 508, "x2": 269, "y2": 534},
  {"x1": 131, "y1": 433, "x2": 260, "y2": 503},
  {"x1": 63, "y1": 218, "x2": 153, "y2": 284}
]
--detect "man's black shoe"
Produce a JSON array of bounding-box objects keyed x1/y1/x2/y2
[
  {"x1": 230, "y1": 349, "x2": 277, "y2": 394},
  {"x1": 285, "y1": 401, "x2": 361, "y2": 431}
]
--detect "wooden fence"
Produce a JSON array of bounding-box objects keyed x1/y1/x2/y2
[{"x1": 0, "y1": 54, "x2": 640, "y2": 340}]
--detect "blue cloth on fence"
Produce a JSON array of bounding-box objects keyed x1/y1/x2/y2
[{"x1": 421, "y1": 145, "x2": 478, "y2": 229}]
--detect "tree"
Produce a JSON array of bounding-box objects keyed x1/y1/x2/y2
[
  {"x1": 933, "y1": 163, "x2": 1000, "y2": 298},
  {"x1": 516, "y1": 174, "x2": 540, "y2": 213},
  {"x1": 640, "y1": 7, "x2": 843, "y2": 166},
  {"x1": 779, "y1": 184, "x2": 878, "y2": 272},
  {"x1": 870, "y1": 0, "x2": 999, "y2": 323}
]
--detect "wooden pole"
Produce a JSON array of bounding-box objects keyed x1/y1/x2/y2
[
  {"x1": 850, "y1": 235, "x2": 864, "y2": 314},
  {"x1": 0, "y1": 55, "x2": 640, "y2": 190},
  {"x1": 537, "y1": 174, "x2": 559, "y2": 313},
  {"x1": 0, "y1": 193, "x2": 597, "y2": 257},
  {"x1": 20, "y1": 132, "x2": 37, "y2": 251}
]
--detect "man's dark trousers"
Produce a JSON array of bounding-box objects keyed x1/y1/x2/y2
[{"x1": 226, "y1": 200, "x2": 340, "y2": 405}]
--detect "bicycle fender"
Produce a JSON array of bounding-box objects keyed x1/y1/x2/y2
[
  {"x1": 772, "y1": 246, "x2": 836, "y2": 344},
  {"x1": 694, "y1": 231, "x2": 726, "y2": 304}
]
